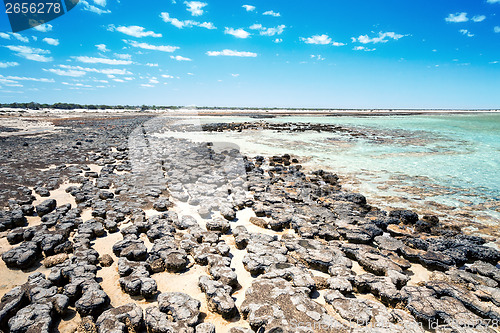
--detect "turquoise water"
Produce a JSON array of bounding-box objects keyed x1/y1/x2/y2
[{"x1": 167, "y1": 113, "x2": 500, "y2": 223}]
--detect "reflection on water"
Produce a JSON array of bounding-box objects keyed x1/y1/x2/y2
[{"x1": 157, "y1": 113, "x2": 500, "y2": 228}]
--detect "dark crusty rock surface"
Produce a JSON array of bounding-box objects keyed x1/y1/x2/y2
[{"x1": 0, "y1": 113, "x2": 499, "y2": 333}]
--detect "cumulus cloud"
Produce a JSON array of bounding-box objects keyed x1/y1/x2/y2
[
  {"x1": 96, "y1": 44, "x2": 109, "y2": 52},
  {"x1": 0, "y1": 33, "x2": 29, "y2": 42},
  {"x1": 33, "y1": 24, "x2": 53, "y2": 32},
  {"x1": 123, "y1": 40, "x2": 179, "y2": 52},
  {"x1": 353, "y1": 46, "x2": 376, "y2": 51},
  {"x1": 44, "y1": 68, "x2": 86, "y2": 77},
  {"x1": 353, "y1": 32, "x2": 406, "y2": 44},
  {"x1": 12, "y1": 33, "x2": 29, "y2": 42},
  {"x1": 146, "y1": 63, "x2": 158, "y2": 67},
  {"x1": 43, "y1": 38, "x2": 59, "y2": 46},
  {"x1": 273, "y1": 38, "x2": 282, "y2": 43},
  {"x1": 472, "y1": 15, "x2": 486, "y2": 22},
  {"x1": 206, "y1": 49, "x2": 257, "y2": 57},
  {"x1": 73, "y1": 56, "x2": 132, "y2": 65},
  {"x1": 300, "y1": 34, "x2": 343, "y2": 45},
  {"x1": 250, "y1": 24, "x2": 285, "y2": 36},
  {"x1": 80, "y1": 0, "x2": 110, "y2": 14},
  {"x1": 160, "y1": 12, "x2": 216, "y2": 29},
  {"x1": 5, "y1": 45, "x2": 53, "y2": 62},
  {"x1": 108, "y1": 25, "x2": 162, "y2": 38},
  {"x1": 224, "y1": 27, "x2": 250, "y2": 38},
  {"x1": 263, "y1": 10, "x2": 280, "y2": 17},
  {"x1": 445, "y1": 12, "x2": 468, "y2": 23},
  {"x1": 170, "y1": 55, "x2": 192, "y2": 61},
  {"x1": 242, "y1": 5, "x2": 255, "y2": 11},
  {"x1": 495, "y1": 26, "x2": 500, "y2": 33},
  {"x1": 0, "y1": 62, "x2": 19, "y2": 68},
  {"x1": 184, "y1": 1, "x2": 206, "y2": 16},
  {"x1": 460, "y1": 29, "x2": 474, "y2": 37}
]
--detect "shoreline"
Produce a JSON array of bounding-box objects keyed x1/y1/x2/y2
[{"x1": 0, "y1": 113, "x2": 499, "y2": 332}]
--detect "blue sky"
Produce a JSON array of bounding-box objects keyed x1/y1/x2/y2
[{"x1": 0, "y1": 0, "x2": 500, "y2": 108}]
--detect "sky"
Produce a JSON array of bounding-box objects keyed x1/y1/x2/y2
[{"x1": 0, "y1": 0, "x2": 500, "y2": 109}]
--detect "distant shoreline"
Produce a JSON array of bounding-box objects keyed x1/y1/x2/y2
[{"x1": 1, "y1": 107, "x2": 499, "y2": 118}]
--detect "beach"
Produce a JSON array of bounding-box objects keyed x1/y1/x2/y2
[{"x1": 1, "y1": 109, "x2": 500, "y2": 333}]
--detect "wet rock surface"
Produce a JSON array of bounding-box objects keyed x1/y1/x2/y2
[{"x1": 0, "y1": 114, "x2": 499, "y2": 333}]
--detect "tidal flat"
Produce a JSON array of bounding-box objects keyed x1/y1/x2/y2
[{"x1": 0, "y1": 110, "x2": 499, "y2": 333}]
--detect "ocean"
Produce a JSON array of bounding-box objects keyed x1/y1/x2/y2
[{"x1": 157, "y1": 112, "x2": 500, "y2": 226}]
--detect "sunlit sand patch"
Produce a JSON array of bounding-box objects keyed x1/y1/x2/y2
[
  {"x1": 0, "y1": 236, "x2": 50, "y2": 299},
  {"x1": 407, "y1": 263, "x2": 430, "y2": 286}
]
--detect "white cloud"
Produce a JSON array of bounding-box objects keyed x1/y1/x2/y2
[
  {"x1": 160, "y1": 12, "x2": 216, "y2": 29},
  {"x1": 206, "y1": 49, "x2": 257, "y2": 57},
  {"x1": 80, "y1": 0, "x2": 110, "y2": 14},
  {"x1": 146, "y1": 63, "x2": 158, "y2": 67},
  {"x1": 11, "y1": 33, "x2": 29, "y2": 42},
  {"x1": 0, "y1": 62, "x2": 19, "y2": 68},
  {"x1": 273, "y1": 38, "x2": 282, "y2": 43},
  {"x1": 141, "y1": 84, "x2": 154, "y2": 87},
  {"x1": 242, "y1": 5, "x2": 255, "y2": 12},
  {"x1": 170, "y1": 55, "x2": 192, "y2": 61},
  {"x1": 250, "y1": 24, "x2": 285, "y2": 36},
  {"x1": 0, "y1": 32, "x2": 30, "y2": 42},
  {"x1": 300, "y1": 34, "x2": 333, "y2": 45},
  {"x1": 73, "y1": 56, "x2": 132, "y2": 65},
  {"x1": 263, "y1": 10, "x2": 280, "y2": 17},
  {"x1": 93, "y1": 0, "x2": 106, "y2": 6},
  {"x1": 199, "y1": 22, "x2": 215, "y2": 29},
  {"x1": 472, "y1": 15, "x2": 486, "y2": 22},
  {"x1": 184, "y1": 1, "x2": 206, "y2": 16},
  {"x1": 124, "y1": 40, "x2": 179, "y2": 52},
  {"x1": 108, "y1": 25, "x2": 162, "y2": 38},
  {"x1": 354, "y1": 32, "x2": 406, "y2": 44},
  {"x1": 225, "y1": 27, "x2": 250, "y2": 38},
  {"x1": 310, "y1": 54, "x2": 325, "y2": 61},
  {"x1": 33, "y1": 24, "x2": 53, "y2": 32},
  {"x1": 5, "y1": 45, "x2": 53, "y2": 62},
  {"x1": 59, "y1": 65, "x2": 131, "y2": 75},
  {"x1": 114, "y1": 53, "x2": 132, "y2": 60},
  {"x1": 43, "y1": 38, "x2": 59, "y2": 46},
  {"x1": 1, "y1": 75, "x2": 54, "y2": 82},
  {"x1": 487, "y1": 0, "x2": 500, "y2": 3},
  {"x1": 162, "y1": 74, "x2": 174, "y2": 78},
  {"x1": 44, "y1": 68, "x2": 86, "y2": 77},
  {"x1": 460, "y1": 29, "x2": 474, "y2": 37},
  {"x1": 445, "y1": 12, "x2": 468, "y2": 23},
  {"x1": 231, "y1": 73, "x2": 239, "y2": 77},
  {"x1": 332, "y1": 42, "x2": 345, "y2": 46},
  {"x1": 96, "y1": 44, "x2": 109, "y2": 52},
  {"x1": 495, "y1": 26, "x2": 500, "y2": 33},
  {"x1": 353, "y1": 46, "x2": 376, "y2": 51}
]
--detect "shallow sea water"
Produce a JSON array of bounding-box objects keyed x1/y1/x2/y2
[{"x1": 156, "y1": 113, "x2": 500, "y2": 226}]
